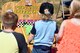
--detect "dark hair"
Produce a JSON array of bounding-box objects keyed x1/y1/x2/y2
[
  {"x1": 2, "y1": 12, "x2": 18, "y2": 29},
  {"x1": 39, "y1": 2, "x2": 54, "y2": 15}
]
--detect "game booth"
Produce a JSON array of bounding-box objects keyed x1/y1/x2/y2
[{"x1": 1, "y1": 0, "x2": 58, "y2": 53}]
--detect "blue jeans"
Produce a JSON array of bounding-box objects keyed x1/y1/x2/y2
[
  {"x1": 63, "y1": 1, "x2": 72, "y2": 7},
  {"x1": 32, "y1": 45, "x2": 51, "y2": 53}
]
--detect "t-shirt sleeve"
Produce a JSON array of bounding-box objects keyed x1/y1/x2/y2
[
  {"x1": 18, "y1": 34, "x2": 28, "y2": 53},
  {"x1": 13, "y1": 32, "x2": 28, "y2": 53},
  {"x1": 30, "y1": 24, "x2": 36, "y2": 35},
  {"x1": 55, "y1": 24, "x2": 59, "y2": 33}
]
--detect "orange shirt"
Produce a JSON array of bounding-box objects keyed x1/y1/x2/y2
[{"x1": 57, "y1": 20, "x2": 80, "y2": 53}]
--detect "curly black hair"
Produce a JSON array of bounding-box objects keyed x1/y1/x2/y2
[{"x1": 39, "y1": 2, "x2": 54, "y2": 15}]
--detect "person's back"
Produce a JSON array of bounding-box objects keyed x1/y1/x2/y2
[
  {"x1": 0, "y1": 31, "x2": 19, "y2": 53},
  {"x1": 57, "y1": 0, "x2": 80, "y2": 53},
  {"x1": 57, "y1": 19, "x2": 80, "y2": 53},
  {"x1": 28, "y1": 2, "x2": 58, "y2": 53},
  {"x1": 33, "y1": 20, "x2": 56, "y2": 46},
  {"x1": 0, "y1": 12, "x2": 28, "y2": 53}
]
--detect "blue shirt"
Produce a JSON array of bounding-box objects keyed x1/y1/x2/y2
[{"x1": 31, "y1": 20, "x2": 58, "y2": 47}]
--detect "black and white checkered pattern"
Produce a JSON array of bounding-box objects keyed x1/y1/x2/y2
[
  {"x1": 17, "y1": 21, "x2": 24, "y2": 27},
  {"x1": 17, "y1": 20, "x2": 35, "y2": 27}
]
